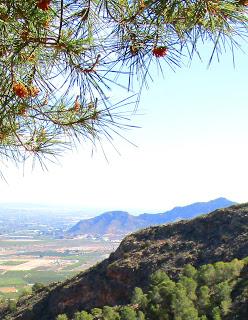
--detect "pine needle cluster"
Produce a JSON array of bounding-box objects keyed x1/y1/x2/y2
[{"x1": 0, "y1": 0, "x2": 247, "y2": 166}]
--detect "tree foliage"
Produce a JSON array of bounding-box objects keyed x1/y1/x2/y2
[
  {"x1": 0, "y1": 0, "x2": 247, "y2": 166},
  {"x1": 56, "y1": 257, "x2": 248, "y2": 320},
  {"x1": 56, "y1": 315, "x2": 69, "y2": 320}
]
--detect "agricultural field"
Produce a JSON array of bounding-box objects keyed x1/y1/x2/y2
[
  {"x1": 0, "y1": 237, "x2": 119, "y2": 299},
  {"x1": 0, "y1": 204, "x2": 121, "y2": 299}
]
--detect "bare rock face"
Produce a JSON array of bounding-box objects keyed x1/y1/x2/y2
[{"x1": 3, "y1": 203, "x2": 248, "y2": 320}]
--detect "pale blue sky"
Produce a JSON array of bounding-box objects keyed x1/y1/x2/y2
[{"x1": 0, "y1": 41, "x2": 248, "y2": 215}]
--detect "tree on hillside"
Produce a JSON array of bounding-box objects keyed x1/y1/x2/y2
[
  {"x1": 74, "y1": 310, "x2": 94, "y2": 320},
  {"x1": 197, "y1": 285, "x2": 211, "y2": 315},
  {"x1": 131, "y1": 287, "x2": 148, "y2": 310},
  {"x1": 0, "y1": 0, "x2": 247, "y2": 167},
  {"x1": 102, "y1": 306, "x2": 120, "y2": 320},
  {"x1": 119, "y1": 306, "x2": 137, "y2": 320},
  {"x1": 56, "y1": 315, "x2": 68, "y2": 320}
]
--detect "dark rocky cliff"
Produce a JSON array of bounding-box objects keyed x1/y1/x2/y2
[{"x1": 4, "y1": 203, "x2": 248, "y2": 320}]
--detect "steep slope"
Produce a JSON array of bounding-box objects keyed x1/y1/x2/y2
[
  {"x1": 68, "y1": 197, "x2": 235, "y2": 238},
  {"x1": 50, "y1": 259, "x2": 248, "y2": 320},
  {"x1": 3, "y1": 202, "x2": 248, "y2": 320}
]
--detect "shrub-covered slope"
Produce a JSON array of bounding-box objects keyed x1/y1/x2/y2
[
  {"x1": 3, "y1": 203, "x2": 248, "y2": 320},
  {"x1": 56, "y1": 257, "x2": 248, "y2": 320}
]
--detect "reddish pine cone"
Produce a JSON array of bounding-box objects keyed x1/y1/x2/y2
[
  {"x1": 37, "y1": 0, "x2": 51, "y2": 10},
  {"x1": 74, "y1": 96, "x2": 80, "y2": 112},
  {"x1": 239, "y1": 0, "x2": 248, "y2": 5},
  {"x1": 13, "y1": 83, "x2": 29, "y2": 98},
  {"x1": 152, "y1": 46, "x2": 168, "y2": 58}
]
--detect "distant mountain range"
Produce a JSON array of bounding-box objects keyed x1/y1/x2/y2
[
  {"x1": 67, "y1": 197, "x2": 235, "y2": 238},
  {"x1": 5, "y1": 200, "x2": 248, "y2": 320}
]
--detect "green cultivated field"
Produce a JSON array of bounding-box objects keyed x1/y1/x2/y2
[
  {"x1": 0, "y1": 261, "x2": 28, "y2": 266},
  {"x1": 0, "y1": 237, "x2": 118, "y2": 299},
  {"x1": 0, "y1": 270, "x2": 74, "y2": 285},
  {"x1": 0, "y1": 270, "x2": 76, "y2": 299}
]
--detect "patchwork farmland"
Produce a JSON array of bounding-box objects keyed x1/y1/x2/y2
[{"x1": 0, "y1": 238, "x2": 119, "y2": 299}]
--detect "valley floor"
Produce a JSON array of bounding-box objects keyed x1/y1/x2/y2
[{"x1": 0, "y1": 237, "x2": 119, "y2": 299}]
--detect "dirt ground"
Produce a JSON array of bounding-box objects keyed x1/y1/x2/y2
[
  {"x1": 0, "y1": 258, "x2": 72, "y2": 271},
  {"x1": 0, "y1": 287, "x2": 17, "y2": 293}
]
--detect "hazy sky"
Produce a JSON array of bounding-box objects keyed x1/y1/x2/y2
[{"x1": 1, "y1": 41, "x2": 248, "y2": 215}]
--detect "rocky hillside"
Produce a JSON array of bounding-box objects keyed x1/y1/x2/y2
[
  {"x1": 3, "y1": 202, "x2": 248, "y2": 320},
  {"x1": 68, "y1": 197, "x2": 235, "y2": 238},
  {"x1": 68, "y1": 211, "x2": 140, "y2": 238}
]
